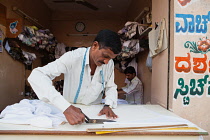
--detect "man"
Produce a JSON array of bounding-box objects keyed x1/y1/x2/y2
[
  {"x1": 28, "y1": 29, "x2": 122, "y2": 125},
  {"x1": 118, "y1": 66, "x2": 143, "y2": 104}
]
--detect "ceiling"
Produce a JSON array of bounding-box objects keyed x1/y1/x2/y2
[{"x1": 43, "y1": 0, "x2": 133, "y2": 20}]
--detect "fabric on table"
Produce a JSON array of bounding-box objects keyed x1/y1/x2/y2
[{"x1": 0, "y1": 99, "x2": 67, "y2": 128}]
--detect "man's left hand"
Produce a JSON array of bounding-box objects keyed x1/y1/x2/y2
[{"x1": 98, "y1": 106, "x2": 118, "y2": 119}]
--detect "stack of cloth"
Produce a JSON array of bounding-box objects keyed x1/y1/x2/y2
[
  {"x1": 18, "y1": 26, "x2": 57, "y2": 54},
  {"x1": 0, "y1": 99, "x2": 67, "y2": 128},
  {"x1": 3, "y1": 38, "x2": 36, "y2": 65},
  {"x1": 115, "y1": 21, "x2": 146, "y2": 72}
]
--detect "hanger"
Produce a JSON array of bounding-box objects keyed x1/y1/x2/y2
[{"x1": 155, "y1": 22, "x2": 159, "y2": 29}]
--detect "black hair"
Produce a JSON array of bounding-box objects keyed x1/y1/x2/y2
[
  {"x1": 124, "y1": 66, "x2": 136, "y2": 74},
  {"x1": 94, "y1": 29, "x2": 122, "y2": 54}
]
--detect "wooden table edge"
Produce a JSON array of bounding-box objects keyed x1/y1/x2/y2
[{"x1": 0, "y1": 130, "x2": 208, "y2": 136}]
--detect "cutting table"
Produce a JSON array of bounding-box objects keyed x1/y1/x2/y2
[{"x1": 0, "y1": 104, "x2": 208, "y2": 140}]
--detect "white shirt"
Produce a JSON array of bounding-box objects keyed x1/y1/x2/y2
[
  {"x1": 122, "y1": 76, "x2": 143, "y2": 104},
  {"x1": 28, "y1": 47, "x2": 118, "y2": 112}
]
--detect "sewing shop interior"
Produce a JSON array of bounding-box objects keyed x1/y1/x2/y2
[{"x1": 0, "y1": 0, "x2": 169, "y2": 111}]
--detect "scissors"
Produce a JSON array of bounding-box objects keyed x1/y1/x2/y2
[{"x1": 81, "y1": 110, "x2": 116, "y2": 124}]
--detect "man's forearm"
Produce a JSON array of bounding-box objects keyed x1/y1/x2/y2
[{"x1": 118, "y1": 90, "x2": 126, "y2": 94}]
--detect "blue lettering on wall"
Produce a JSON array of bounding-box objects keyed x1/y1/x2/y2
[{"x1": 175, "y1": 11, "x2": 210, "y2": 34}]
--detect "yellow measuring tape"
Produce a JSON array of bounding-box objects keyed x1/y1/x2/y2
[{"x1": 95, "y1": 127, "x2": 199, "y2": 134}]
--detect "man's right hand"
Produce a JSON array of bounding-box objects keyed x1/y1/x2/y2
[
  {"x1": 63, "y1": 105, "x2": 85, "y2": 125},
  {"x1": 118, "y1": 90, "x2": 126, "y2": 99}
]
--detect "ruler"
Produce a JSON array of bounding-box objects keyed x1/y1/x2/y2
[
  {"x1": 95, "y1": 127, "x2": 199, "y2": 134},
  {"x1": 87, "y1": 124, "x2": 188, "y2": 132}
]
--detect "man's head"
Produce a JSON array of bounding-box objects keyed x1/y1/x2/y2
[
  {"x1": 90, "y1": 29, "x2": 122, "y2": 66},
  {"x1": 124, "y1": 66, "x2": 136, "y2": 81}
]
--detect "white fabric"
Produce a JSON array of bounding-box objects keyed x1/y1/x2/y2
[
  {"x1": 117, "y1": 99, "x2": 128, "y2": 104},
  {"x1": 149, "y1": 18, "x2": 168, "y2": 57},
  {"x1": 0, "y1": 99, "x2": 67, "y2": 128},
  {"x1": 28, "y1": 47, "x2": 118, "y2": 112},
  {"x1": 127, "y1": 58, "x2": 138, "y2": 75},
  {"x1": 146, "y1": 52, "x2": 152, "y2": 71},
  {"x1": 55, "y1": 43, "x2": 66, "y2": 59},
  {"x1": 122, "y1": 76, "x2": 143, "y2": 104},
  {"x1": 102, "y1": 99, "x2": 128, "y2": 105},
  {"x1": 124, "y1": 21, "x2": 138, "y2": 39}
]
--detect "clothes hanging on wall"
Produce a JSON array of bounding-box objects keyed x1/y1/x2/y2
[
  {"x1": 17, "y1": 26, "x2": 62, "y2": 64},
  {"x1": 55, "y1": 43, "x2": 66, "y2": 59},
  {"x1": 148, "y1": 18, "x2": 168, "y2": 57},
  {"x1": 54, "y1": 80, "x2": 64, "y2": 95},
  {"x1": 18, "y1": 26, "x2": 57, "y2": 53},
  {"x1": 120, "y1": 39, "x2": 142, "y2": 60},
  {"x1": 146, "y1": 52, "x2": 152, "y2": 71},
  {"x1": 114, "y1": 40, "x2": 141, "y2": 72},
  {"x1": 118, "y1": 21, "x2": 139, "y2": 40},
  {"x1": 22, "y1": 50, "x2": 36, "y2": 65},
  {"x1": 118, "y1": 21, "x2": 147, "y2": 40},
  {"x1": 116, "y1": 21, "x2": 147, "y2": 72},
  {"x1": 3, "y1": 38, "x2": 36, "y2": 65}
]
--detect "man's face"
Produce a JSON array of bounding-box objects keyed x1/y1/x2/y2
[
  {"x1": 125, "y1": 73, "x2": 135, "y2": 81},
  {"x1": 92, "y1": 41, "x2": 118, "y2": 66}
]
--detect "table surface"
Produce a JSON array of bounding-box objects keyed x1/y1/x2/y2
[{"x1": 0, "y1": 104, "x2": 208, "y2": 136}]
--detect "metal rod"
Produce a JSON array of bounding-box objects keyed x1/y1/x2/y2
[
  {"x1": 134, "y1": 7, "x2": 150, "y2": 22},
  {"x1": 12, "y1": 6, "x2": 44, "y2": 29},
  {"x1": 67, "y1": 34, "x2": 97, "y2": 36}
]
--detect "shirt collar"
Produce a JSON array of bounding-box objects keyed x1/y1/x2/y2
[
  {"x1": 85, "y1": 47, "x2": 103, "y2": 71},
  {"x1": 131, "y1": 76, "x2": 137, "y2": 82},
  {"x1": 85, "y1": 47, "x2": 91, "y2": 65}
]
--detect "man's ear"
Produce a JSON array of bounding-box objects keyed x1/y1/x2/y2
[{"x1": 92, "y1": 41, "x2": 99, "y2": 50}]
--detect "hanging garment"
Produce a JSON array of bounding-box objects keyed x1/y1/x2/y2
[
  {"x1": 18, "y1": 26, "x2": 57, "y2": 53},
  {"x1": 118, "y1": 21, "x2": 139, "y2": 40},
  {"x1": 3, "y1": 38, "x2": 37, "y2": 65},
  {"x1": 137, "y1": 25, "x2": 145, "y2": 35},
  {"x1": 120, "y1": 57, "x2": 138, "y2": 72},
  {"x1": 55, "y1": 43, "x2": 66, "y2": 59},
  {"x1": 127, "y1": 58, "x2": 138, "y2": 73},
  {"x1": 146, "y1": 52, "x2": 152, "y2": 71},
  {"x1": 3, "y1": 39, "x2": 25, "y2": 62},
  {"x1": 148, "y1": 18, "x2": 168, "y2": 57},
  {"x1": 120, "y1": 39, "x2": 142, "y2": 60},
  {"x1": 22, "y1": 50, "x2": 36, "y2": 65}
]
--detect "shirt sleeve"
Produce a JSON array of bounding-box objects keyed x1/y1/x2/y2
[
  {"x1": 104, "y1": 61, "x2": 118, "y2": 108},
  {"x1": 122, "y1": 79, "x2": 139, "y2": 94},
  {"x1": 28, "y1": 52, "x2": 74, "y2": 112}
]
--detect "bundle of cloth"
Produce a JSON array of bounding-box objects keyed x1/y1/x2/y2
[
  {"x1": 18, "y1": 26, "x2": 57, "y2": 54},
  {"x1": 115, "y1": 21, "x2": 146, "y2": 72},
  {"x1": 0, "y1": 99, "x2": 67, "y2": 128},
  {"x1": 3, "y1": 38, "x2": 36, "y2": 65}
]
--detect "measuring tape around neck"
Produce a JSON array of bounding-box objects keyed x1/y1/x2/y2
[
  {"x1": 100, "y1": 70, "x2": 105, "y2": 95},
  {"x1": 73, "y1": 48, "x2": 105, "y2": 103},
  {"x1": 74, "y1": 48, "x2": 88, "y2": 103}
]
